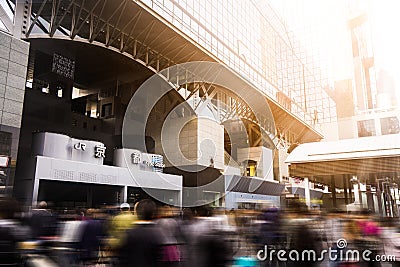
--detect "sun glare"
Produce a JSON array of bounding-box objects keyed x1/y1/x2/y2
[{"x1": 370, "y1": 0, "x2": 400, "y2": 104}]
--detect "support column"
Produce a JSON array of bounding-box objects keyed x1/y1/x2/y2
[
  {"x1": 358, "y1": 181, "x2": 363, "y2": 207},
  {"x1": 377, "y1": 187, "x2": 384, "y2": 216},
  {"x1": 31, "y1": 177, "x2": 40, "y2": 207},
  {"x1": 331, "y1": 175, "x2": 337, "y2": 208},
  {"x1": 14, "y1": 0, "x2": 32, "y2": 38},
  {"x1": 393, "y1": 183, "x2": 399, "y2": 217},
  {"x1": 389, "y1": 184, "x2": 395, "y2": 217},
  {"x1": 348, "y1": 175, "x2": 353, "y2": 203},
  {"x1": 366, "y1": 185, "x2": 374, "y2": 213},
  {"x1": 120, "y1": 186, "x2": 128, "y2": 203},
  {"x1": 353, "y1": 182, "x2": 360, "y2": 203},
  {"x1": 376, "y1": 176, "x2": 383, "y2": 216},
  {"x1": 343, "y1": 175, "x2": 348, "y2": 205},
  {"x1": 373, "y1": 194, "x2": 379, "y2": 214},
  {"x1": 383, "y1": 182, "x2": 391, "y2": 217},
  {"x1": 385, "y1": 182, "x2": 393, "y2": 217},
  {"x1": 304, "y1": 177, "x2": 311, "y2": 208}
]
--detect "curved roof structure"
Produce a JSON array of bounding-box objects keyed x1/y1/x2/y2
[
  {"x1": 286, "y1": 134, "x2": 400, "y2": 163},
  {"x1": 285, "y1": 134, "x2": 400, "y2": 178}
]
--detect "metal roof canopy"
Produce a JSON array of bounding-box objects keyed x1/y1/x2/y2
[
  {"x1": 25, "y1": 0, "x2": 323, "y2": 144},
  {"x1": 287, "y1": 186, "x2": 324, "y2": 199},
  {"x1": 285, "y1": 134, "x2": 400, "y2": 184},
  {"x1": 226, "y1": 175, "x2": 285, "y2": 196}
]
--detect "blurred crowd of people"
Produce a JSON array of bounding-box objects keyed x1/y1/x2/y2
[{"x1": 0, "y1": 197, "x2": 400, "y2": 267}]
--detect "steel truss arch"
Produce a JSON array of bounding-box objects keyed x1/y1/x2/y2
[{"x1": 20, "y1": 0, "x2": 278, "y2": 148}]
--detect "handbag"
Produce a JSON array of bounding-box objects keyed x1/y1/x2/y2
[{"x1": 162, "y1": 244, "x2": 181, "y2": 262}]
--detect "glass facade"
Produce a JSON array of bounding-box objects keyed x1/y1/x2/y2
[
  {"x1": 357, "y1": 119, "x2": 375, "y2": 137},
  {"x1": 380, "y1": 117, "x2": 400, "y2": 135},
  {"x1": 141, "y1": 0, "x2": 337, "y2": 127},
  {"x1": 0, "y1": 131, "x2": 12, "y2": 156},
  {"x1": 348, "y1": 0, "x2": 377, "y2": 112}
]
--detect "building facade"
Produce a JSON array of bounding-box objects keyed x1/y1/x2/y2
[
  {"x1": 282, "y1": 0, "x2": 400, "y2": 215},
  {"x1": 0, "y1": 0, "x2": 335, "y2": 208}
]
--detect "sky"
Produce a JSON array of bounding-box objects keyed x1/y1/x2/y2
[{"x1": 371, "y1": 0, "x2": 400, "y2": 103}]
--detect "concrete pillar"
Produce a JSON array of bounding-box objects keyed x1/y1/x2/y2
[
  {"x1": 31, "y1": 178, "x2": 40, "y2": 207},
  {"x1": 373, "y1": 194, "x2": 379, "y2": 214},
  {"x1": 331, "y1": 175, "x2": 337, "y2": 208},
  {"x1": 343, "y1": 175, "x2": 348, "y2": 205},
  {"x1": 382, "y1": 182, "x2": 389, "y2": 216},
  {"x1": 353, "y1": 183, "x2": 360, "y2": 203},
  {"x1": 358, "y1": 182, "x2": 363, "y2": 207},
  {"x1": 366, "y1": 188, "x2": 374, "y2": 213},
  {"x1": 388, "y1": 185, "x2": 393, "y2": 217},
  {"x1": 377, "y1": 187, "x2": 383, "y2": 216},
  {"x1": 348, "y1": 175, "x2": 353, "y2": 203},
  {"x1": 376, "y1": 176, "x2": 383, "y2": 216},
  {"x1": 389, "y1": 185, "x2": 396, "y2": 217},
  {"x1": 120, "y1": 186, "x2": 128, "y2": 203},
  {"x1": 395, "y1": 186, "x2": 400, "y2": 217},
  {"x1": 304, "y1": 177, "x2": 311, "y2": 208}
]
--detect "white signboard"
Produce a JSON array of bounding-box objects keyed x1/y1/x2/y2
[
  {"x1": 114, "y1": 149, "x2": 165, "y2": 172},
  {"x1": 32, "y1": 132, "x2": 106, "y2": 165},
  {"x1": 0, "y1": 156, "x2": 9, "y2": 168}
]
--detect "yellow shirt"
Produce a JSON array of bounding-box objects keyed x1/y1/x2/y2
[{"x1": 108, "y1": 212, "x2": 136, "y2": 249}]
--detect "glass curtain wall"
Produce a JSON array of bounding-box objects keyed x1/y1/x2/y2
[{"x1": 141, "y1": 0, "x2": 337, "y2": 127}]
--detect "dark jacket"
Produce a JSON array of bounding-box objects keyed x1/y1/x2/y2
[
  {"x1": 29, "y1": 209, "x2": 58, "y2": 239},
  {"x1": 78, "y1": 219, "x2": 105, "y2": 260},
  {"x1": 118, "y1": 222, "x2": 165, "y2": 267}
]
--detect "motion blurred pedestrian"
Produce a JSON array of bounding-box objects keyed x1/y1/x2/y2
[
  {"x1": 29, "y1": 201, "x2": 58, "y2": 240},
  {"x1": 184, "y1": 202, "x2": 232, "y2": 267},
  {"x1": 107, "y1": 202, "x2": 136, "y2": 251},
  {"x1": 77, "y1": 208, "x2": 106, "y2": 264},
  {"x1": 118, "y1": 199, "x2": 165, "y2": 267},
  {"x1": 283, "y1": 201, "x2": 319, "y2": 267},
  {"x1": 157, "y1": 205, "x2": 181, "y2": 266},
  {"x1": 0, "y1": 198, "x2": 30, "y2": 265}
]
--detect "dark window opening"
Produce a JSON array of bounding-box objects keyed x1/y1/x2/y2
[
  {"x1": 0, "y1": 131, "x2": 12, "y2": 156},
  {"x1": 101, "y1": 103, "x2": 112, "y2": 117}
]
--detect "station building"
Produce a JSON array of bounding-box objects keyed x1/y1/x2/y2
[{"x1": 0, "y1": 0, "x2": 336, "y2": 208}]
